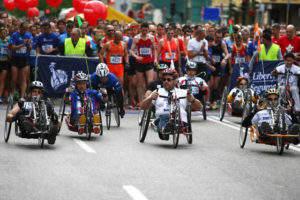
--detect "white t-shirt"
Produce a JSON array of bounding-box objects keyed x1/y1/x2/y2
[
  {"x1": 152, "y1": 87, "x2": 189, "y2": 123},
  {"x1": 276, "y1": 64, "x2": 300, "y2": 87},
  {"x1": 228, "y1": 87, "x2": 256, "y2": 102},
  {"x1": 251, "y1": 109, "x2": 292, "y2": 128},
  {"x1": 178, "y1": 75, "x2": 208, "y2": 95},
  {"x1": 187, "y1": 38, "x2": 208, "y2": 64}
]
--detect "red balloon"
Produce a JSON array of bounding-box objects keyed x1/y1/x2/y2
[
  {"x1": 3, "y1": 0, "x2": 16, "y2": 11},
  {"x1": 28, "y1": 0, "x2": 39, "y2": 8},
  {"x1": 73, "y1": 0, "x2": 90, "y2": 14},
  {"x1": 65, "y1": 10, "x2": 78, "y2": 20},
  {"x1": 83, "y1": 1, "x2": 107, "y2": 26},
  {"x1": 46, "y1": 0, "x2": 63, "y2": 8},
  {"x1": 27, "y1": 7, "x2": 39, "y2": 18},
  {"x1": 15, "y1": 0, "x2": 30, "y2": 11}
]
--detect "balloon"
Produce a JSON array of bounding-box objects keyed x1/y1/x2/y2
[
  {"x1": 15, "y1": 0, "x2": 30, "y2": 11},
  {"x1": 83, "y1": 1, "x2": 107, "y2": 26},
  {"x1": 28, "y1": 0, "x2": 39, "y2": 8},
  {"x1": 73, "y1": 0, "x2": 90, "y2": 14},
  {"x1": 27, "y1": 7, "x2": 39, "y2": 18},
  {"x1": 46, "y1": 0, "x2": 63, "y2": 8},
  {"x1": 3, "y1": 0, "x2": 16, "y2": 11},
  {"x1": 46, "y1": 9, "x2": 50, "y2": 14},
  {"x1": 65, "y1": 10, "x2": 78, "y2": 20}
]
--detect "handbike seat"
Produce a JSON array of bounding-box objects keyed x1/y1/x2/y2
[{"x1": 65, "y1": 114, "x2": 78, "y2": 132}]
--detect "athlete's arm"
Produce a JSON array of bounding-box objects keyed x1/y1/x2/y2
[
  {"x1": 156, "y1": 39, "x2": 164, "y2": 64},
  {"x1": 99, "y1": 42, "x2": 109, "y2": 62},
  {"x1": 151, "y1": 36, "x2": 158, "y2": 66},
  {"x1": 123, "y1": 42, "x2": 129, "y2": 63},
  {"x1": 130, "y1": 37, "x2": 140, "y2": 60},
  {"x1": 175, "y1": 39, "x2": 182, "y2": 75}
]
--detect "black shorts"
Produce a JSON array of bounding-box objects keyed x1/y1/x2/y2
[
  {"x1": 211, "y1": 64, "x2": 222, "y2": 77},
  {"x1": 11, "y1": 56, "x2": 29, "y2": 69},
  {"x1": 126, "y1": 58, "x2": 136, "y2": 76},
  {"x1": 159, "y1": 61, "x2": 179, "y2": 72},
  {"x1": 135, "y1": 62, "x2": 154, "y2": 73},
  {"x1": 0, "y1": 60, "x2": 8, "y2": 71}
]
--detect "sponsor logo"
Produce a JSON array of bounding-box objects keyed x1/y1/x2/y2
[{"x1": 49, "y1": 62, "x2": 68, "y2": 90}]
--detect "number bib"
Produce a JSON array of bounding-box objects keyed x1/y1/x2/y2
[
  {"x1": 0, "y1": 47, "x2": 8, "y2": 55},
  {"x1": 16, "y1": 46, "x2": 27, "y2": 54},
  {"x1": 235, "y1": 56, "x2": 245, "y2": 64},
  {"x1": 30, "y1": 49, "x2": 36, "y2": 56},
  {"x1": 192, "y1": 86, "x2": 199, "y2": 94},
  {"x1": 212, "y1": 55, "x2": 221, "y2": 63},
  {"x1": 165, "y1": 51, "x2": 176, "y2": 60},
  {"x1": 163, "y1": 99, "x2": 170, "y2": 112},
  {"x1": 139, "y1": 46, "x2": 151, "y2": 56},
  {"x1": 195, "y1": 53, "x2": 206, "y2": 63},
  {"x1": 42, "y1": 44, "x2": 53, "y2": 52},
  {"x1": 76, "y1": 100, "x2": 82, "y2": 114},
  {"x1": 110, "y1": 55, "x2": 122, "y2": 65}
]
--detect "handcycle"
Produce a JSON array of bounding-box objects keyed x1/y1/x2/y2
[
  {"x1": 59, "y1": 93, "x2": 103, "y2": 140},
  {"x1": 247, "y1": 106, "x2": 299, "y2": 155},
  {"x1": 139, "y1": 91, "x2": 192, "y2": 148},
  {"x1": 276, "y1": 71, "x2": 296, "y2": 112},
  {"x1": 104, "y1": 91, "x2": 120, "y2": 130},
  {"x1": 4, "y1": 95, "x2": 53, "y2": 148}
]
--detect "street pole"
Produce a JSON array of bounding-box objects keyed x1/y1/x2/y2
[
  {"x1": 286, "y1": 0, "x2": 290, "y2": 24},
  {"x1": 246, "y1": 0, "x2": 250, "y2": 25},
  {"x1": 186, "y1": 0, "x2": 191, "y2": 23},
  {"x1": 229, "y1": 0, "x2": 232, "y2": 19}
]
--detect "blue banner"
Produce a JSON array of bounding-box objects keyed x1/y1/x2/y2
[
  {"x1": 230, "y1": 61, "x2": 283, "y2": 96},
  {"x1": 203, "y1": 8, "x2": 220, "y2": 21},
  {"x1": 38, "y1": 56, "x2": 100, "y2": 98}
]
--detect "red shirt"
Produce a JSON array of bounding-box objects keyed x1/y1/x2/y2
[
  {"x1": 136, "y1": 34, "x2": 154, "y2": 64},
  {"x1": 278, "y1": 35, "x2": 300, "y2": 57},
  {"x1": 161, "y1": 38, "x2": 178, "y2": 62},
  {"x1": 231, "y1": 44, "x2": 246, "y2": 65},
  {"x1": 271, "y1": 36, "x2": 279, "y2": 45}
]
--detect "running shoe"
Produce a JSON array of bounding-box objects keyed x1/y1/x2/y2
[
  {"x1": 210, "y1": 103, "x2": 217, "y2": 110},
  {"x1": 129, "y1": 102, "x2": 137, "y2": 109},
  {"x1": 78, "y1": 115, "x2": 86, "y2": 134},
  {"x1": 93, "y1": 114, "x2": 101, "y2": 134}
]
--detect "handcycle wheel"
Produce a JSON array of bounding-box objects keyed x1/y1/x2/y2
[
  {"x1": 200, "y1": 97, "x2": 206, "y2": 120},
  {"x1": 276, "y1": 108, "x2": 286, "y2": 155},
  {"x1": 139, "y1": 108, "x2": 152, "y2": 143},
  {"x1": 105, "y1": 101, "x2": 111, "y2": 130},
  {"x1": 138, "y1": 109, "x2": 144, "y2": 126},
  {"x1": 86, "y1": 99, "x2": 93, "y2": 140},
  {"x1": 239, "y1": 91, "x2": 252, "y2": 148},
  {"x1": 173, "y1": 105, "x2": 181, "y2": 148},
  {"x1": 112, "y1": 94, "x2": 120, "y2": 127},
  {"x1": 4, "y1": 96, "x2": 14, "y2": 143},
  {"x1": 186, "y1": 105, "x2": 192, "y2": 144},
  {"x1": 99, "y1": 109, "x2": 103, "y2": 136},
  {"x1": 219, "y1": 86, "x2": 228, "y2": 121},
  {"x1": 58, "y1": 97, "x2": 66, "y2": 133}
]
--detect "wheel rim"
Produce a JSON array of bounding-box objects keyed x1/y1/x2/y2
[
  {"x1": 105, "y1": 103, "x2": 111, "y2": 130},
  {"x1": 219, "y1": 87, "x2": 227, "y2": 121},
  {"x1": 138, "y1": 109, "x2": 144, "y2": 126},
  {"x1": 139, "y1": 110, "x2": 147, "y2": 140},
  {"x1": 4, "y1": 96, "x2": 14, "y2": 142},
  {"x1": 239, "y1": 103, "x2": 249, "y2": 148}
]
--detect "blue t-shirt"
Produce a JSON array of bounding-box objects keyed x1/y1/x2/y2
[
  {"x1": 246, "y1": 40, "x2": 258, "y2": 57},
  {"x1": 225, "y1": 37, "x2": 235, "y2": 54},
  {"x1": 29, "y1": 36, "x2": 38, "y2": 66},
  {"x1": 90, "y1": 72, "x2": 122, "y2": 92},
  {"x1": 37, "y1": 32, "x2": 58, "y2": 55},
  {"x1": 58, "y1": 33, "x2": 70, "y2": 45},
  {"x1": 69, "y1": 89, "x2": 103, "y2": 117},
  {"x1": 0, "y1": 38, "x2": 9, "y2": 59},
  {"x1": 10, "y1": 32, "x2": 32, "y2": 57}
]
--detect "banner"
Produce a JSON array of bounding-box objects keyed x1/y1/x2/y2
[
  {"x1": 230, "y1": 61, "x2": 283, "y2": 95},
  {"x1": 203, "y1": 8, "x2": 220, "y2": 21},
  {"x1": 38, "y1": 56, "x2": 100, "y2": 98}
]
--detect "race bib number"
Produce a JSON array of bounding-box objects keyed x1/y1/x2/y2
[
  {"x1": 212, "y1": 55, "x2": 221, "y2": 63},
  {"x1": 42, "y1": 44, "x2": 53, "y2": 52},
  {"x1": 30, "y1": 49, "x2": 36, "y2": 56},
  {"x1": 235, "y1": 56, "x2": 245, "y2": 64},
  {"x1": 165, "y1": 51, "x2": 176, "y2": 60},
  {"x1": 76, "y1": 100, "x2": 82, "y2": 114},
  {"x1": 16, "y1": 46, "x2": 27, "y2": 54},
  {"x1": 163, "y1": 100, "x2": 170, "y2": 112},
  {"x1": 139, "y1": 47, "x2": 151, "y2": 56},
  {"x1": 0, "y1": 47, "x2": 8, "y2": 55},
  {"x1": 196, "y1": 53, "x2": 205, "y2": 63},
  {"x1": 110, "y1": 55, "x2": 122, "y2": 65},
  {"x1": 192, "y1": 86, "x2": 199, "y2": 94},
  {"x1": 24, "y1": 102, "x2": 33, "y2": 117}
]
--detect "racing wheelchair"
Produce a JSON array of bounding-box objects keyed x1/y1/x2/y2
[
  {"x1": 59, "y1": 93, "x2": 103, "y2": 140},
  {"x1": 4, "y1": 95, "x2": 55, "y2": 148},
  {"x1": 139, "y1": 91, "x2": 192, "y2": 148},
  {"x1": 104, "y1": 91, "x2": 120, "y2": 130},
  {"x1": 245, "y1": 106, "x2": 299, "y2": 155}
]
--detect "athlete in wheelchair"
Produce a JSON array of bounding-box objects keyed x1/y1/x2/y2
[
  {"x1": 89, "y1": 63, "x2": 125, "y2": 118},
  {"x1": 271, "y1": 53, "x2": 300, "y2": 115},
  {"x1": 141, "y1": 68, "x2": 201, "y2": 146},
  {"x1": 241, "y1": 89, "x2": 300, "y2": 154},
  {"x1": 64, "y1": 72, "x2": 106, "y2": 136},
  {"x1": 6, "y1": 81, "x2": 60, "y2": 145},
  {"x1": 178, "y1": 61, "x2": 208, "y2": 120}
]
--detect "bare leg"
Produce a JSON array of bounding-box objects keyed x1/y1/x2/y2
[
  {"x1": 136, "y1": 71, "x2": 145, "y2": 103},
  {"x1": 0, "y1": 69, "x2": 7, "y2": 97},
  {"x1": 10, "y1": 66, "x2": 18, "y2": 95},
  {"x1": 20, "y1": 66, "x2": 30, "y2": 98}
]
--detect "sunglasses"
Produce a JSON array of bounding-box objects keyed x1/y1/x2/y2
[
  {"x1": 167, "y1": 32, "x2": 174, "y2": 35},
  {"x1": 108, "y1": 29, "x2": 115, "y2": 32},
  {"x1": 239, "y1": 83, "x2": 248, "y2": 86},
  {"x1": 267, "y1": 98, "x2": 278, "y2": 101},
  {"x1": 163, "y1": 78, "x2": 173, "y2": 82}
]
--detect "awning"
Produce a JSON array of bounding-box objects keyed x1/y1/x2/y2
[{"x1": 106, "y1": 6, "x2": 136, "y2": 24}]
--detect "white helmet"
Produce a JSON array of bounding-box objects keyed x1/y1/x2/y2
[
  {"x1": 74, "y1": 72, "x2": 88, "y2": 82},
  {"x1": 96, "y1": 63, "x2": 109, "y2": 78},
  {"x1": 29, "y1": 81, "x2": 44, "y2": 91}
]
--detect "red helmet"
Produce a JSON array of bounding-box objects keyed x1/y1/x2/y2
[
  {"x1": 236, "y1": 76, "x2": 248, "y2": 84},
  {"x1": 162, "y1": 68, "x2": 178, "y2": 78}
]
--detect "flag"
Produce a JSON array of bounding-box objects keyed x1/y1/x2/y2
[
  {"x1": 76, "y1": 15, "x2": 83, "y2": 27},
  {"x1": 253, "y1": 22, "x2": 259, "y2": 45},
  {"x1": 229, "y1": 19, "x2": 233, "y2": 34}
]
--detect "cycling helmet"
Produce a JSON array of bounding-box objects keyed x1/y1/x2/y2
[
  {"x1": 236, "y1": 76, "x2": 249, "y2": 84},
  {"x1": 96, "y1": 63, "x2": 109, "y2": 78},
  {"x1": 74, "y1": 72, "x2": 88, "y2": 82},
  {"x1": 264, "y1": 88, "x2": 279, "y2": 97},
  {"x1": 162, "y1": 68, "x2": 178, "y2": 78},
  {"x1": 186, "y1": 61, "x2": 197, "y2": 70},
  {"x1": 29, "y1": 81, "x2": 44, "y2": 91},
  {"x1": 156, "y1": 64, "x2": 168, "y2": 71}
]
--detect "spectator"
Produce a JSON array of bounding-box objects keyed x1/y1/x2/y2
[{"x1": 36, "y1": 22, "x2": 58, "y2": 56}]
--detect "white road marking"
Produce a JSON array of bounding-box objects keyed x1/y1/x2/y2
[
  {"x1": 289, "y1": 146, "x2": 300, "y2": 152},
  {"x1": 207, "y1": 117, "x2": 240, "y2": 131},
  {"x1": 123, "y1": 185, "x2": 149, "y2": 200},
  {"x1": 73, "y1": 139, "x2": 96, "y2": 153}
]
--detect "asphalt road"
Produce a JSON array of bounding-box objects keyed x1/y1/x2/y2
[{"x1": 0, "y1": 105, "x2": 299, "y2": 200}]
